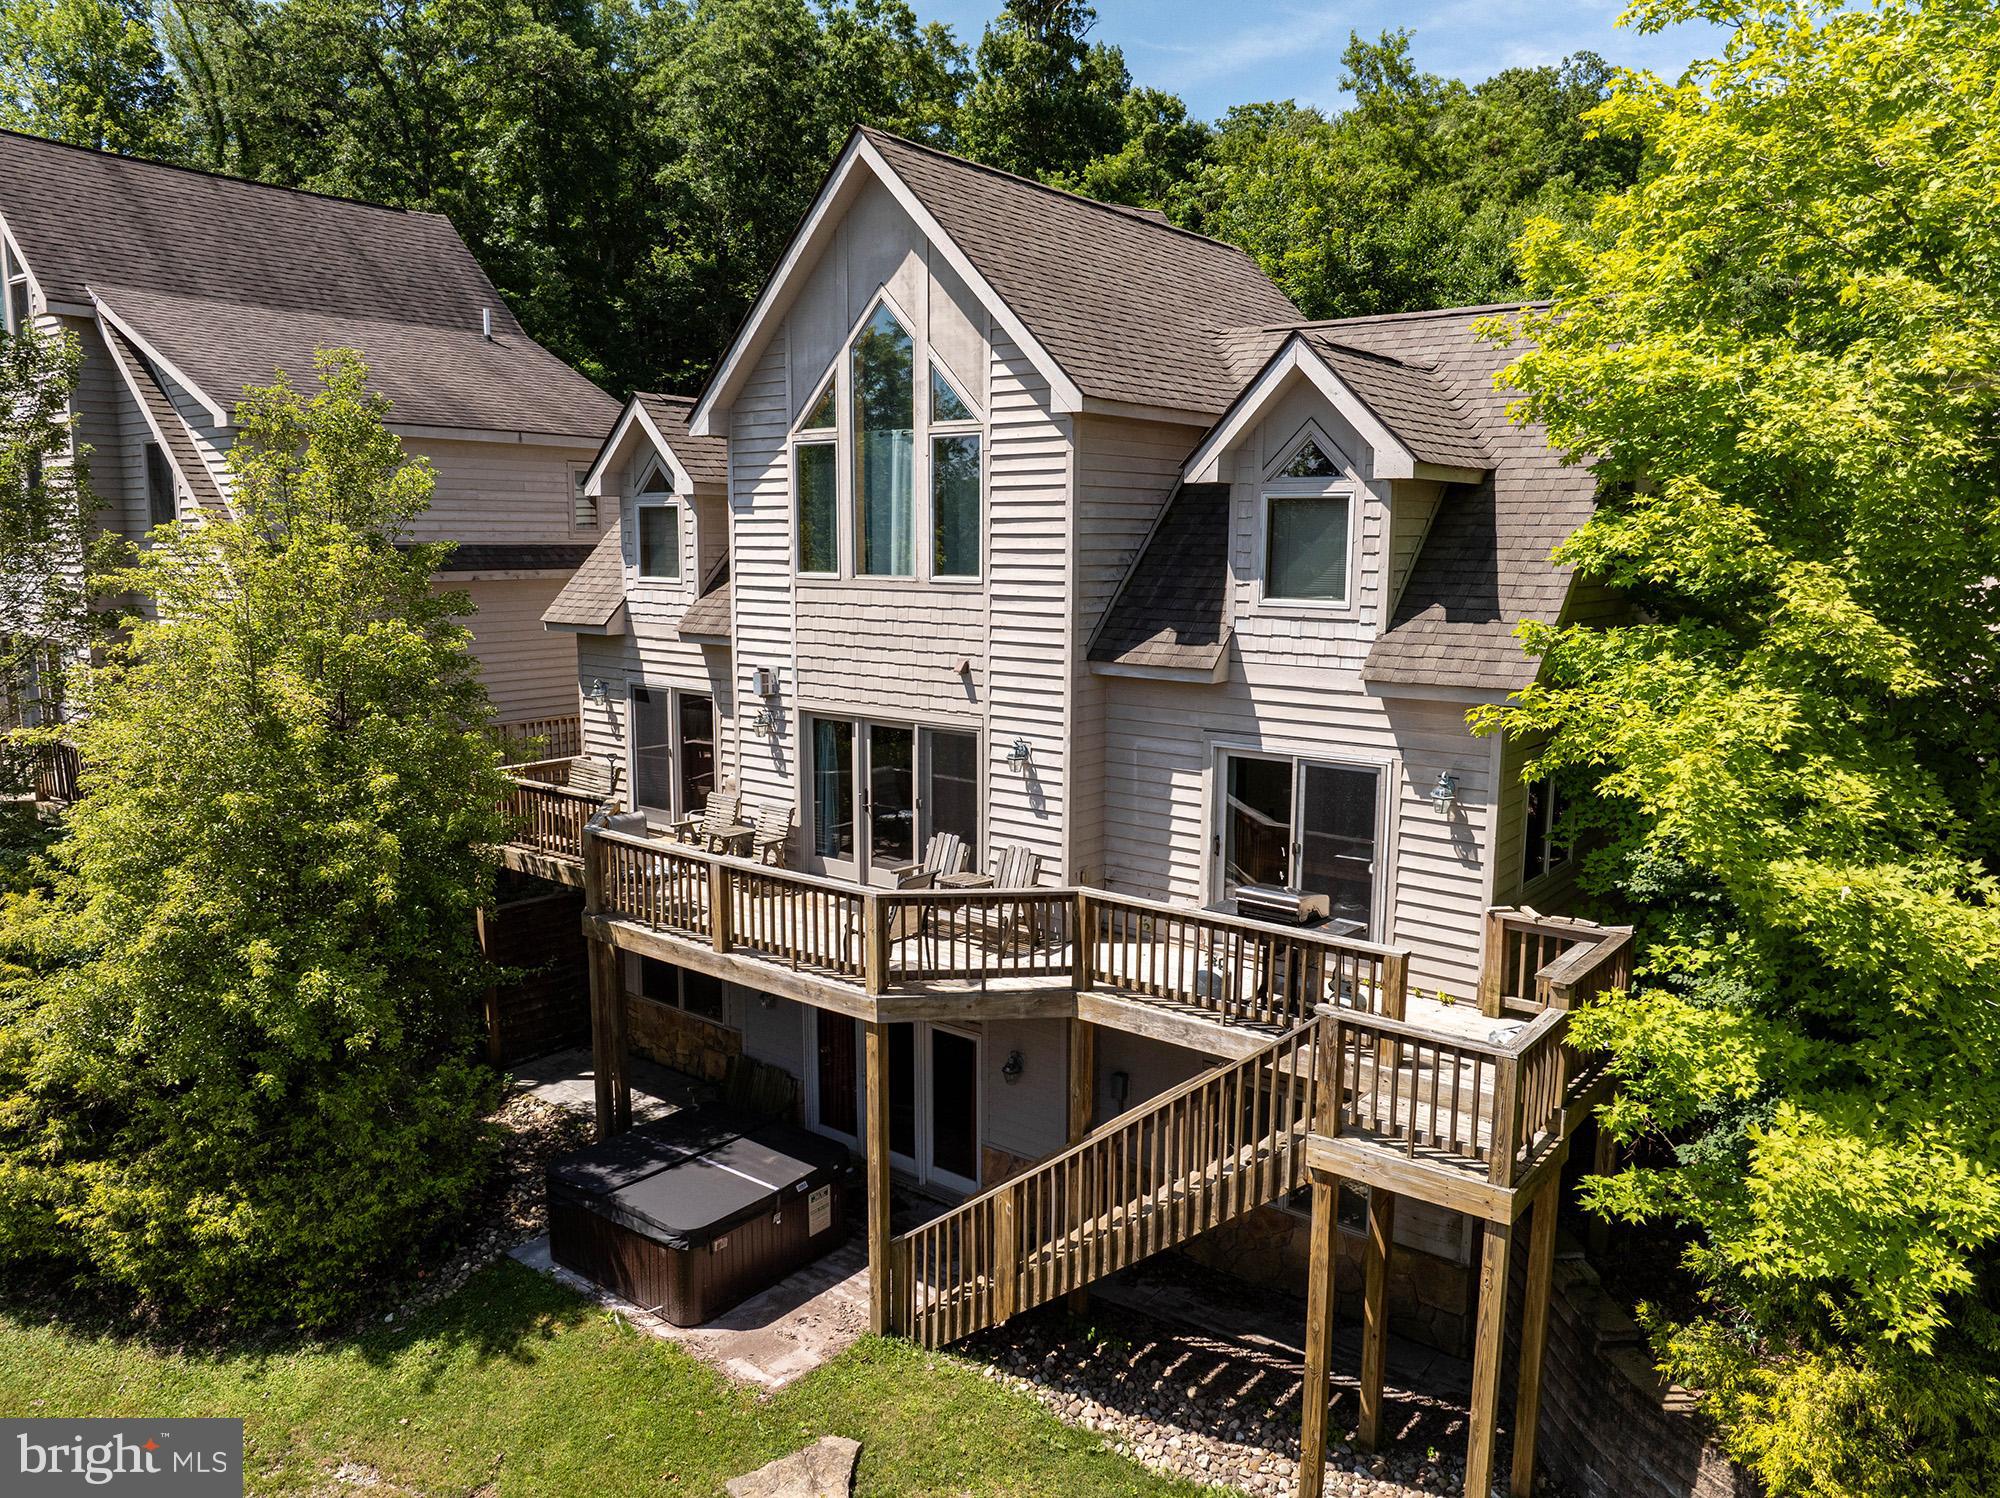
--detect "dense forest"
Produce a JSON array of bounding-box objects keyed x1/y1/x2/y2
[{"x1": 0, "y1": 0, "x2": 1640, "y2": 394}]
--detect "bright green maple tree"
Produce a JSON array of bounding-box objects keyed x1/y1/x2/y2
[
  {"x1": 1479, "y1": 1, "x2": 2000, "y2": 1491},
  {"x1": 0, "y1": 350, "x2": 508, "y2": 1327}
]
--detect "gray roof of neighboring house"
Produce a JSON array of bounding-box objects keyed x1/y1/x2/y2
[
  {"x1": 541, "y1": 522, "x2": 626, "y2": 631},
  {"x1": 1099, "y1": 305, "x2": 1592, "y2": 695},
  {"x1": 0, "y1": 129, "x2": 618, "y2": 439},
  {"x1": 99, "y1": 322, "x2": 225, "y2": 511},
  {"x1": 862, "y1": 128, "x2": 1301, "y2": 416},
  {"x1": 678, "y1": 559, "x2": 731, "y2": 639},
  {"x1": 1087, "y1": 484, "x2": 1232, "y2": 673},
  {"x1": 634, "y1": 393, "x2": 728, "y2": 490},
  {"x1": 434, "y1": 543, "x2": 596, "y2": 574}
]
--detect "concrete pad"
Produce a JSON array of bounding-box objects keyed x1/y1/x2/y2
[
  {"x1": 505, "y1": 1045, "x2": 709, "y2": 1123},
  {"x1": 512, "y1": 1232, "x2": 871, "y2": 1392}
]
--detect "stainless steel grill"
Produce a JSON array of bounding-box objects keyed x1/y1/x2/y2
[{"x1": 1233, "y1": 884, "x2": 1330, "y2": 926}]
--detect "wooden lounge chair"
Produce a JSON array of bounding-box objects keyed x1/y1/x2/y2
[
  {"x1": 567, "y1": 757, "x2": 622, "y2": 808},
  {"x1": 671, "y1": 786, "x2": 743, "y2": 851},
  {"x1": 748, "y1": 801, "x2": 795, "y2": 866},
  {"x1": 889, "y1": 831, "x2": 968, "y2": 887}
]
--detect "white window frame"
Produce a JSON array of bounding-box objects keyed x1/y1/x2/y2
[
  {"x1": 1256, "y1": 420, "x2": 1358, "y2": 614},
  {"x1": 568, "y1": 461, "x2": 598, "y2": 533},
  {"x1": 788, "y1": 288, "x2": 987, "y2": 587},
  {"x1": 1522, "y1": 775, "x2": 1570, "y2": 887},
  {"x1": 631, "y1": 458, "x2": 685, "y2": 586},
  {"x1": 1207, "y1": 741, "x2": 1397, "y2": 942},
  {"x1": 799, "y1": 708, "x2": 984, "y2": 882},
  {"x1": 801, "y1": 1011, "x2": 982, "y2": 1194},
  {"x1": 627, "y1": 682, "x2": 716, "y2": 826},
  {"x1": 791, "y1": 372, "x2": 841, "y2": 577},
  {"x1": 3, "y1": 234, "x2": 30, "y2": 335}
]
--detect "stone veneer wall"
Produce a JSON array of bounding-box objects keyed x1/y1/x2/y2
[
  {"x1": 1178, "y1": 1203, "x2": 1473, "y2": 1357},
  {"x1": 625, "y1": 995, "x2": 743, "y2": 1084},
  {"x1": 1520, "y1": 1237, "x2": 1758, "y2": 1498}
]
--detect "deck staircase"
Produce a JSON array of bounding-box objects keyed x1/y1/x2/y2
[{"x1": 892, "y1": 1016, "x2": 1328, "y2": 1348}]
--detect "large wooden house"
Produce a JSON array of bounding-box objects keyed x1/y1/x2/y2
[
  {"x1": 0, "y1": 128, "x2": 620, "y2": 733},
  {"x1": 509, "y1": 130, "x2": 1632, "y2": 1498}
]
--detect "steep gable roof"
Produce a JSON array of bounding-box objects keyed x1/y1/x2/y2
[
  {"x1": 0, "y1": 130, "x2": 617, "y2": 439},
  {"x1": 859, "y1": 130, "x2": 1301, "y2": 415},
  {"x1": 542, "y1": 522, "x2": 626, "y2": 633},
  {"x1": 1087, "y1": 483, "x2": 1232, "y2": 674},
  {"x1": 634, "y1": 394, "x2": 728, "y2": 490}
]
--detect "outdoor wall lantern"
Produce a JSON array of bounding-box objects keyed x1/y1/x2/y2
[
  {"x1": 1002, "y1": 1050, "x2": 1026, "y2": 1085},
  {"x1": 587, "y1": 677, "x2": 609, "y2": 704},
  {"x1": 1005, "y1": 736, "x2": 1033, "y2": 772},
  {"x1": 751, "y1": 706, "x2": 779, "y2": 736},
  {"x1": 1430, "y1": 770, "x2": 1460, "y2": 815}
]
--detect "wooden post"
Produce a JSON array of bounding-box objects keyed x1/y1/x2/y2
[
  {"x1": 864, "y1": 1018, "x2": 894, "y2": 1334},
  {"x1": 1477, "y1": 908, "x2": 1509, "y2": 1017},
  {"x1": 1381, "y1": 949, "x2": 1410, "y2": 1021},
  {"x1": 586, "y1": 936, "x2": 630, "y2": 1140},
  {"x1": 1464, "y1": 1218, "x2": 1514, "y2": 1498},
  {"x1": 1511, "y1": 1171, "x2": 1563, "y2": 1496},
  {"x1": 1298, "y1": 1174, "x2": 1341, "y2": 1498},
  {"x1": 708, "y1": 855, "x2": 731, "y2": 954},
  {"x1": 994, "y1": 1184, "x2": 1021, "y2": 1322},
  {"x1": 1488, "y1": 1053, "x2": 1520, "y2": 1187},
  {"x1": 1356, "y1": 1187, "x2": 1397, "y2": 1451},
  {"x1": 862, "y1": 892, "x2": 889, "y2": 995},
  {"x1": 474, "y1": 903, "x2": 504, "y2": 1065},
  {"x1": 1066, "y1": 1018, "x2": 1096, "y2": 1314},
  {"x1": 1074, "y1": 889, "x2": 1094, "y2": 992}
]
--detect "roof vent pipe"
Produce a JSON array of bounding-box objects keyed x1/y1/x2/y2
[{"x1": 481, "y1": 307, "x2": 493, "y2": 341}]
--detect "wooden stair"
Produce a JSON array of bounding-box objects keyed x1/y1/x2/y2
[{"x1": 892, "y1": 1017, "x2": 1327, "y2": 1348}]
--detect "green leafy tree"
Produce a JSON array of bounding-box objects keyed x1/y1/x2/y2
[
  {"x1": 0, "y1": 350, "x2": 507, "y2": 1327},
  {"x1": 956, "y1": 0, "x2": 1128, "y2": 181},
  {"x1": 631, "y1": 0, "x2": 965, "y2": 391},
  {"x1": 0, "y1": 0, "x2": 184, "y2": 155},
  {"x1": 1061, "y1": 85, "x2": 1211, "y2": 213},
  {"x1": 0, "y1": 326, "x2": 95, "y2": 786},
  {"x1": 1479, "y1": 1, "x2": 2000, "y2": 1490},
  {"x1": 1188, "y1": 34, "x2": 1636, "y2": 317}
]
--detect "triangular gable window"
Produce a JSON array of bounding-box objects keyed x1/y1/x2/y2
[
  {"x1": 931, "y1": 364, "x2": 973, "y2": 423},
  {"x1": 801, "y1": 380, "x2": 835, "y2": 431},
  {"x1": 638, "y1": 461, "x2": 674, "y2": 496},
  {"x1": 1280, "y1": 438, "x2": 1339, "y2": 479}
]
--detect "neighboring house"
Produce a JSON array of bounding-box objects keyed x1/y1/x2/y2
[
  {"x1": 507, "y1": 128, "x2": 1630, "y2": 1498},
  {"x1": 0, "y1": 129, "x2": 621, "y2": 732}
]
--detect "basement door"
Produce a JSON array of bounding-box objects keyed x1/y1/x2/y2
[{"x1": 806, "y1": 1013, "x2": 982, "y2": 1194}]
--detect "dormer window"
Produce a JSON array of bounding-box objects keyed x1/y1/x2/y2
[
  {"x1": 1261, "y1": 426, "x2": 1353, "y2": 607},
  {"x1": 789, "y1": 297, "x2": 984, "y2": 583},
  {"x1": 3, "y1": 240, "x2": 27, "y2": 334},
  {"x1": 635, "y1": 461, "x2": 681, "y2": 581}
]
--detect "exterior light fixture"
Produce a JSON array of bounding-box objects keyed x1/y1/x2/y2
[
  {"x1": 1430, "y1": 770, "x2": 1459, "y2": 815},
  {"x1": 587, "y1": 677, "x2": 608, "y2": 704},
  {"x1": 1002, "y1": 1050, "x2": 1025, "y2": 1084},
  {"x1": 751, "y1": 706, "x2": 778, "y2": 735},
  {"x1": 1005, "y1": 736, "x2": 1032, "y2": 772}
]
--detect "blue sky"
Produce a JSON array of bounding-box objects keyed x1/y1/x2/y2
[{"x1": 912, "y1": 1, "x2": 1730, "y2": 119}]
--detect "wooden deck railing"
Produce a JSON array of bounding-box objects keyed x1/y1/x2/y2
[
  {"x1": 1478, "y1": 907, "x2": 1634, "y2": 1017},
  {"x1": 500, "y1": 774, "x2": 599, "y2": 860},
  {"x1": 494, "y1": 713, "x2": 582, "y2": 763},
  {"x1": 32, "y1": 740, "x2": 80, "y2": 805},
  {"x1": 1081, "y1": 891, "x2": 1407, "y2": 1028},
  {"x1": 895, "y1": 1017, "x2": 1326, "y2": 1348},
  {"x1": 582, "y1": 829, "x2": 1409, "y2": 1021}
]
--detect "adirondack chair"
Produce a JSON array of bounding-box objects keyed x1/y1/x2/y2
[
  {"x1": 988, "y1": 843, "x2": 1043, "y2": 889},
  {"x1": 670, "y1": 786, "x2": 743, "y2": 852},
  {"x1": 889, "y1": 830, "x2": 968, "y2": 888},
  {"x1": 567, "y1": 757, "x2": 622, "y2": 808},
  {"x1": 949, "y1": 843, "x2": 1047, "y2": 950},
  {"x1": 748, "y1": 801, "x2": 795, "y2": 866}
]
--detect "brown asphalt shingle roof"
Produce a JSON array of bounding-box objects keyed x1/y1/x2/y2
[
  {"x1": 862, "y1": 129, "x2": 1301, "y2": 416},
  {"x1": 98, "y1": 322, "x2": 225, "y2": 511},
  {"x1": 635, "y1": 393, "x2": 728, "y2": 490},
  {"x1": 1087, "y1": 484, "x2": 1232, "y2": 672},
  {"x1": 678, "y1": 559, "x2": 731, "y2": 639},
  {"x1": 1298, "y1": 334, "x2": 1492, "y2": 471},
  {"x1": 0, "y1": 129, "x2": 618, "y2": 439},
  {"x1": 542, "y1": 522, "x2": 626, "y2": 632}
]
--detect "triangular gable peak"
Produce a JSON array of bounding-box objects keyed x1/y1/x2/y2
[
  {"x1": 1184, "y1": 333, "x2": 1491, "y2": 487},
  {"x1": 690, "y1": 128, "x2": 1302, "y2": 437},
  {"x1": 583, "y1": 392, "x2": 726, "y2": 499}
]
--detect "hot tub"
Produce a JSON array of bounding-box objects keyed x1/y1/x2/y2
[{"x1": 547, "y1": 1111, "x2": 854, "y2": 1325}]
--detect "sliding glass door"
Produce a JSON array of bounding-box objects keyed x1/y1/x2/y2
[
  {"x1": 632, "y1": 685, "x2": 715, "y2": 826},
  {"x1": 1216, "y1": 750, "x2": 1383, "y2": 936},
  {"x1": 806, "y1": 716, "x2": 979, "y2": 883}
]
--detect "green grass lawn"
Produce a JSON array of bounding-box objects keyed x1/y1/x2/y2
[{"x1": 0, "y1": 1258, "x2": 1207, "y2": 1496}]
